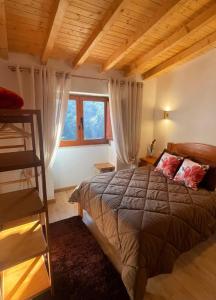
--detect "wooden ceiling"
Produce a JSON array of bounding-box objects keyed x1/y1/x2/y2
[{"x1": 1, "y1": 0, "x2": 216, "y2": 79}]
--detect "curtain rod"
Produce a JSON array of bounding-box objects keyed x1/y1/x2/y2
[
  {"x1": 8, "y1": 65, "x2": 109, "y2": 82},
  {"x1": 8, "y1": 65, "x2": 141, "y2": 84}
]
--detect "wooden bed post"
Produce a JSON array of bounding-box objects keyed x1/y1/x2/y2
[{"x1": 78, "y1": 203, "x2": 83, "y2": 218}]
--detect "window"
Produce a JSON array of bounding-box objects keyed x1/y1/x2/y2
[{"x1": 61, "y1": 95, "x2": 112, "y2": 146}]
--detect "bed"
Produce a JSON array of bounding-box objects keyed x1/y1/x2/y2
[{"x1": 69, "y1": 143, "x2": 216, "y2": 300}]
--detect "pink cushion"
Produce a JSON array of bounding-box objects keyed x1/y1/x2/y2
[
  {"x1": 174, "y1": 159, "x2": 209, "y2": 190},
  {"x1": 0, "y1": 87, "x2": 24, "y2": 109},
  {"x1": 154, "y1": 152, "x2": 183, "y2": 179}
]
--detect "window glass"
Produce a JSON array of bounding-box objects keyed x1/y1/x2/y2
[
  {"x1": 61, "y1": 100, "x2": 77, "y2": 140},
  {"x1": 83, "y1": 101, "x2": 105, "y2": 140}
]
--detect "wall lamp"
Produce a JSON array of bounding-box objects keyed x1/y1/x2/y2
[{"x1": 163, "y1": 110, "x2": 169, "y2": 119}]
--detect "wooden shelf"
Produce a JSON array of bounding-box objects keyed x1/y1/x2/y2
[
  {"x1": 0, "y1": 151, "x2": 41, "y2": 172},
  {"x1": 0, "y1": 115, "x2": 32, "y2": 124},
  {"x1": 3, "y1": 256, "x2": 50, "y2": 300},
  {"x1": 0, "y1": 109, "x2": 52, "y2": 296},
  {"x1": 2, "y1": 216, "x2": 40, "y2": 232},
  {"x1": 0, "y1": 221, "x2": 47, "y2": 271},
  {"x1": 0, "y1": 189, "x2": 44, "y2": 228}
]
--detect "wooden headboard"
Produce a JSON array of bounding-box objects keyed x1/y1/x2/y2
[{"x1": 167, "y1": 143, "x2": 216, "y2": 165}]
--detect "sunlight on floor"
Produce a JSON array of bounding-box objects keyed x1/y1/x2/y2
[{"x1": 48, "y1": 189, "x2": 78, "y2": 223}]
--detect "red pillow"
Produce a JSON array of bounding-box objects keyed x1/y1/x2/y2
[
  {"x1": 154, "y1": 152, "x2": 183, "y2": 179},
  {"x1": 0, "y1": 87, "x2": 24, "y2": 109},
  {"x1": 154, "y1": 149, "x2": 188, "y2": 167},
  {"x1": 154, "y1": 149, "x2": 168, "y2": 167},
  {"x1": 174, "y1": 159, "x2": 209, "y2": 190}
]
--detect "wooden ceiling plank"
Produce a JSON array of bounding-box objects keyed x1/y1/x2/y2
[
  {"x1": 6, "y1": 1, "x2": 51, "y2": 18},
  {"x1": 66, "y1": 5, "x2": 104, "y2": 21},
  {"x1": 7, "y1": 0, "x2": 53, "y2": 12},
  {"x1": 7, "y1": 10, "x2": 49, "y2": 26},
  {"x1": 41, "y1": 0, "x2": 68, "y2": 64},
  {"x1": 102, "y1": 0, "x2": 188, "y2": 72},
  {"x1": 111, "y1": 25, "x2": 135, "y2": 36},
  {"x1": 72, "y1": 0, "x2": 130, "y2": 68},
  {"x1": 0, "y1": 0, "x2": 8, "y2": 59},
  {"x1": 142, "y1": 29, "x2": 216, "y2": 80},
  {"x1": 128, "y1": 3, "x2": 216, "y2": 76},
  {"x1": 63, "y1": 16, "x2": 96, "y2": 28},
  {"x1": 68, "y1": 0, "x2": 107, "y2": 16}
]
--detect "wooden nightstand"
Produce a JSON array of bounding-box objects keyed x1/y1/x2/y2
[
  {"x1": 94, "y1": 162, "x2": 115, "y2": 173},
  {"x1": 139, "y1": 156, "x2": 157, "y2": 167}
]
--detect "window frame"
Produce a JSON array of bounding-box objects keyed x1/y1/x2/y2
[{"x1": 60, "y1": 94, "x2": 109, "y2": 147}]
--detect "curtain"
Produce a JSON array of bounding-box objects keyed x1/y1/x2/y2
[
  {"x1": 109, "y1": 79, "x2": 143, "y2": 169},
  {"x1": 16, "y1": 66, "x2": 71, "y2": 168}
]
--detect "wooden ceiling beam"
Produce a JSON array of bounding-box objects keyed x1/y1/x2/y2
[
  {"x1": 142, "y1": 30, "x2": 216, "y2": 80},
  {"x1": 41, "y1": 0, "x2": 68, "y2": 64},
  {"x1": 127, "y1": 3, "x2": 216, "y2": 76},
  {"x1": 0, "y1": 0, "x2": 8, "y2": 59},
  {"x1": 102, "y1": 0, "x2": 186, "y2": 72},
  {"x1": 72, "y1": 0, "x2": 130, "y2": 68}
]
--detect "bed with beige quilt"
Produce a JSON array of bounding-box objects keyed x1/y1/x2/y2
[{"x1": 69, "y1": 143, "x2": 216, "y2": 300}]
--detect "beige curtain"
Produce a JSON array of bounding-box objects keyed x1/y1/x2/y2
[
  {"x1": 109, "y1": 79, "x2": 143, "y2": 169},
  {"x1": 16, "y1": 66, "x2": 70, "y2": 199},
  {"x1": 16, "y1": 66, "x2": 71, "y2": 168},
  {"x1": 35, "y1": 68, "x2": 70, "y2": 168}
]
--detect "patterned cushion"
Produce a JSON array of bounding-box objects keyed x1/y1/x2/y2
[
  {"x1": 174, "y1": 159, "x2": 209, "y2": 190},
  {"x1": 154, "y1": 152, "x2": 183, "y2": 179}
]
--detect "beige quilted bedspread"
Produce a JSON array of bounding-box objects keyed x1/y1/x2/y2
[{"x1": 70, "y1": 165, "x2": 216, "y2": 300}]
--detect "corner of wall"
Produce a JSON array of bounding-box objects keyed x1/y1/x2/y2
[{"x1": 139, "y1": 77, "x2": 158, "y2": 157}]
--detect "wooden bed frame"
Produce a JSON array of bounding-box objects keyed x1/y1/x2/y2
[
  {"x1": 167, "y1": 142, "x2": 216, "y2": 164},
  {"x1": 78, "y1": 142, "x2": 216, "y2": 299}
]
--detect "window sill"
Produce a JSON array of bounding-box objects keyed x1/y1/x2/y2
[{"x1": 59, "y1": 140, "x2": 109, "y2": 147}]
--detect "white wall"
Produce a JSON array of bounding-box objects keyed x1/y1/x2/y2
[
  {"x1": 52, "y1": 144, "x2": 114, "y2": 188},
  {"x1": 146, "y1": 48, "x2": 216, "y2": 156}
]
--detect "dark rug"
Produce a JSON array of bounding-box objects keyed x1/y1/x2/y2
[{"x1": 46, "y1": 216, "x2": 129, "y2": 300}]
